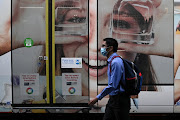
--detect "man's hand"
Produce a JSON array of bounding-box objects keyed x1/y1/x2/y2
[
  {"x1": 88, "y1": 97, "x2": 98, "y2": 106},
  {"x1": 130, "y1": 95, "x2": 138, "y2": 99}
]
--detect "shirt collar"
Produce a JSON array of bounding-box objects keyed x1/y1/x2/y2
[{"x1": 107, "y1": 52, "x2": 119, "y2": 63}]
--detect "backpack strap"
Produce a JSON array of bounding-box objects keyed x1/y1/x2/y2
[
  {"x1": 109, "y1": 56, "x2": 126, "y2": 93},
  {"x1": 109, "y1": 56, "x2": 121, "y2": 73}
]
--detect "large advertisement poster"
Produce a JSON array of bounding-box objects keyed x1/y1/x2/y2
[
  {"x1": 10, "y1": 0, "x2": 48, "y2": 106},
  {"x1": 54, "y1": 0, "x2": 89, "y2": 105},
  {"x1": 97, "y1": 0, "x2": 173, "y2": 113},
  {"x1": 174, "y1": 1, "x2": 180, "y2": 112},
  {"x1": 0, "y1": 0, "x2": 175, "y2": 113},
  {"x1": 0, "y1": 0, "x2": 12, "y2": 112}
]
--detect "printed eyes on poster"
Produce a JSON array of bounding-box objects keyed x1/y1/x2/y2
[
  {"x1": 20, "y1": 73, "x2": 40, "y2": 96},
  {"x1": 62, "y1": 73, "x2": 82, "y2": 96},
  {"x1": 61, "y1": 58, "x2": 82, "y2": 68}
]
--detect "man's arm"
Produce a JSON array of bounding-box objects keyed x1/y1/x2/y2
[
  {"x1": 89, "y1": 60, "x2": 123, "y2": 106},
  {"x1": 96, "y1": 60, "x2": 123, "y2": 100}
]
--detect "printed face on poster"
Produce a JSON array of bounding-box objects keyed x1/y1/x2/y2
[
  {"x1": 20, "y1": 73, "x2": 39, "y2": 96},
  {"x1": 62, "y1": 73, "x2": 82, "y2": 96}
]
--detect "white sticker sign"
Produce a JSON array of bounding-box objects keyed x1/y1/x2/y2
[
  {"x1": 61, "y1": 58, "x2": 82, "y2": 68},
  {"x1": 20, "y1": 73, "x2": 39, "y2": 96},
  {"x1": 62, "y1": 73, "x2": 82, "y2": 95}
]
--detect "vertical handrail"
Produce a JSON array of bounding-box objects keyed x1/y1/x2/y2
[
  {"x1": 46, "y1": 0, "x2": 50, "y2": 104},
  {"x1": 52, "y1": 0, "x2": 56, "y2": 104}
]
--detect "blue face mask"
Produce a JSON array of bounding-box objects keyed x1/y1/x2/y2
[{"x1": 101, "y1": 47, "x2": 109, "y2": 56}]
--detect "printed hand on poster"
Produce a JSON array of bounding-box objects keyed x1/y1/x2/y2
[
  {"x1": 96, "y1": 0, "x2": 173, "y2": 109},
  {"x1": 1, "y1": 0, "x2": 87, "y2": 56},
  {"x1": 0, "y1": 0, "x2": 174, "y2": 112},
  {"x1": 117, "y1": 0, "x2": 173, "y2": 58},
  {"x1": 175, "y1": 33, "x2": 180, "y2": 77},
  {"x1": 0, "y1": 0, "x2": 11, "y2": 55},
  {"x1": 174, "y1": 22, "x2": 180, "y2": 104},
  {"x1": 1, "y1": 0, "x2": 172, "y2": 58},
  {"x1": 174, "y1": 79, "x2": 180, "y2": 104}
]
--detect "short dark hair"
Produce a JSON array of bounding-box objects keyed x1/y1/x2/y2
[{"x1": 103, "y1": 38, "x2": 118, "y2": 52}]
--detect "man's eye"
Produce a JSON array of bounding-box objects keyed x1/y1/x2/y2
[
  {"x1": 67, "y1": 17, "x2": 86, "y2": 23},
  {"x1": 113, "y1": 20, "x2": 131, "y2": 29}
]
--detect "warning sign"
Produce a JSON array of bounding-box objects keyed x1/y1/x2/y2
[
  {"x1": 62, "y1": 73, "x2": 82, "y2": 95},
  {"x1": 20, "y1": 73, "x2": 39, "y2": 96}
]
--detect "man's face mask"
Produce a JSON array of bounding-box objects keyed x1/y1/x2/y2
[
  {"x1": 109, "y1": 0, "x2": 154, "y2": 45},
  {"x1": 101, "y1": 47, "x2": 110, "y2": 56}
]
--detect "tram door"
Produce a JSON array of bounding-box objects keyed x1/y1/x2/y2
[{"x1": 12, "y1": 0, "x2": 89, "y2": 111}]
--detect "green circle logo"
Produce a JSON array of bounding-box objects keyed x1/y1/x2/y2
[{"x1": 24, "y1": 38, "x2": 34, "y2": 48}]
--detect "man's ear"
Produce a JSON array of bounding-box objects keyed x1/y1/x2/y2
[{"x1": 109, "y1": 46, "x2": 113, "y2": 52}]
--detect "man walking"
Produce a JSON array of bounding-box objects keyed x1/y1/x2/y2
[{"x1": 89, "y1": 38, "x2": 130, "y2": 120}]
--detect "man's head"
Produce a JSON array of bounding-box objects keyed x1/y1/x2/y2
[
  {"x1": 101, "y1": 38, "x2": 118, "y2": 57},
  {"x1": 103, "y1": 38, "x2": 118, "y2": 52}
]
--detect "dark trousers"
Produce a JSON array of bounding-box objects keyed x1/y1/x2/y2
[{"x1": 103, "y1": 93, "x2": 131, "y2": 120}]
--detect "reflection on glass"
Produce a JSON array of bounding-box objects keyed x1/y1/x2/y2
[
  {"x1": 55, "y1": 0, "x2": 88, "y2": 36},
  {"x1": 54, "y1": 0, "x2": 89, "y2": 104},
  {"x1": 12, "y1": 0, "x2": 47, "y2": 105}
]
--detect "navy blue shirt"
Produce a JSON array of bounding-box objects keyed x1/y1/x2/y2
[{"x1": 96, "y1": 53, "x2": 125, "y2": 100}]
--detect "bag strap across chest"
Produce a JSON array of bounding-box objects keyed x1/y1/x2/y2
[{"x1": 109, "y1": 56, "x2": 121, "y2": 73}]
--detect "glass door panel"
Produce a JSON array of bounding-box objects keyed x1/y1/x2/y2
[
  {"x1": 54, "y1": 0, "x2": 89, "y2": 104},
  {"x1": 12, "y1": 0, "x2": 49, "y2": 105}
]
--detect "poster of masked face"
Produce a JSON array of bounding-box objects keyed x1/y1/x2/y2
[
  {"x1": 97, "y1": 0, "x2": 173, "y2": 113},
  {"x1": 0, "y1": 0, "x2": 175, "y2": 113},
  {"x1": 53, "y1": 0, "x2": 174, "y2": 113}
]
